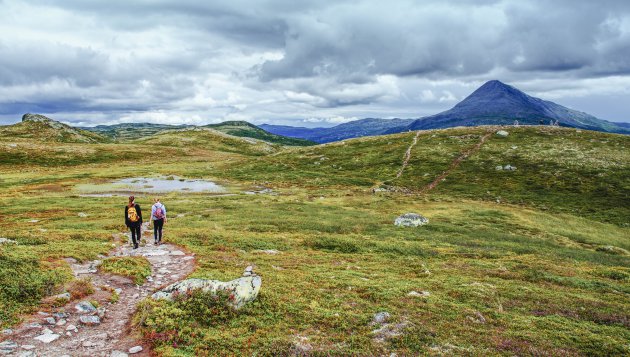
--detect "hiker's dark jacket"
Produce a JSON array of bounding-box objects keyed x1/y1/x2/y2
[{"x1": 125, "y1": 204, "x2": 143, "y2": 227}]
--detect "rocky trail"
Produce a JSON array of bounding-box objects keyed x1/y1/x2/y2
[
  {"x1": 420, "y1": 131, "x2": 493, "y2": 193},
  {"x1": 1, "y1": 223, "x2": 196, "y2": 357}
]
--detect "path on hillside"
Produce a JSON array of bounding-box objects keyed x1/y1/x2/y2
[
  {"x1": 419, "y1": 131, "x2": 494, "y2": 193},
  {"x1": 395, "y1": 131, "x2": 422, "y2": 178},
  {"x1": 1, "y1": 223, "x2": 196, "y2": 357}
]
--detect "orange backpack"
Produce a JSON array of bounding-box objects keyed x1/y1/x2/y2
[{"x1": 128, "y1": 205, "x2": 139, "y2": 222}]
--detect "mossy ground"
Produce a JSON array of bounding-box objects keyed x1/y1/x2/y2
[
  {"x1": 100, "y1": 256, "x2": 152, "y2": 284},
  {"x1": 0, "y1": 126, "x2": 628, "y2": 355}
]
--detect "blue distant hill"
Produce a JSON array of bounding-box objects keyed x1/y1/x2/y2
[{"x1": 261, "y1": 80, "x2": 629, "y2": 143}]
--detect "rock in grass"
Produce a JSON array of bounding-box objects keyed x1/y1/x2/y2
[
  {"x1": 407, "y1": 291, "x2": 430, "y2": 298},
  {"x1": 75, "y1": 301, "x2": 97, "y2": 314},
  {"x1": 394, "y1": 213, "x2": 429, "y2": 227},
  {"x1": 596, "y1": 245, "x2": 629, "y2": 255},
  {"x1": 0, "y1": 238, "x2": 17, "y2": 245},
  {"x1": 52, "y1": 292, "x2": 71, "y2": 301},
  {"x1": 373, "y1": 311, "x2": 391, "y2": 324},
  {"x1": 152, "y1": 275, "x2": 262, "y2": 309},
  {"x1": 128, "y1": 346, "x2": 143, "y2": 354},
  {"x1": 496, "y1": 130, "x2": 509, "y2": 137}
]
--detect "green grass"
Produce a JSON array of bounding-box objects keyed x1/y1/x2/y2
[
  {"x1": 100, "y1": 257, "x2": 152, "y2": 284},
  {"x1": 0, "y1": 125, "x2": 628, "y2": 355}
]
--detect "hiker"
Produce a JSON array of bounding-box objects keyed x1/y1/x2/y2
[
  {"x1": 151, "y1": 198, "x2": 167, "y2": 245},
  {"x1": 125, "y1": 195, "x2": 143, "y2": 249}
]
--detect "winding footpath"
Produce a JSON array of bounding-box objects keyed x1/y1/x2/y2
[
  {"x1": 1, "y1": 223, "x2": 196, "y2": 357},
  {"x1": 395, "y1": 131, "x2": 422, "y2": 178},
  {"x1": 419, "y1": 131, "x2": 494, "y2": 193}
]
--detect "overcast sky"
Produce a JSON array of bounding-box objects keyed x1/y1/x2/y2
[{"x1": 1, "y1": 0, "x2": 629, "y2": 127}]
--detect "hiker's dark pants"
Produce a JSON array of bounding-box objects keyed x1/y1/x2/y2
[
  {"x1": 129, "y1": 225, "x2": 141, "y2": 247},
  {"x1": 153, "y1": 219, "x2": 164, "y2": 242}
]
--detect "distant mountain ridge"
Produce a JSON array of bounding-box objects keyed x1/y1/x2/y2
[
  {"x1": 262, "y1": 80, "x2": 629, "y2": 142},
  {"x1": 83, "y1": 120, "x2": 315, "y2": 146}
]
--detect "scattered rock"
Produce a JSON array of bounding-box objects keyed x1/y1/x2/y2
[
  {"x1": 467, "y1": 311, "x2": 487, "y2": 324},
  {"x1": 21, "y1": 345, "x2": 35, "y2": 350},
  {"x1": 56, "y1": 319, "x2": 67, "y2": 326},
  {"x1": 33, "y1": 332, "x2": 60, "y2": 343},
  {"x1": 253, "y1": 249, "x2": 281, "y2": 255},
  {"x1": 0, "y1": 238, "x2": 17, "y2": 245},
  {"x1": 495, "y1": 165, "x2": 504, "y2": 171},
  {"x1": 18, "y1": 351, "x2": 36, "y2": 357},
  {"x1": 26, "y1": 323, "x2": 41, "y2": 329},
  {"x1": 394, "y1": 213, "x2": 429, "y2": 227},
  {"x1": 407, "y1": 291, "x2": 431, "y2": 298},
  {"x1": 128, "y1": 346, "x2": 143, "y2": 354},
  {"x1": 496, "y1": 130, "x2": 509, "y2": 137},
  {"x1": 44, "y1": 317, "x2": 56, "y2": 325},
  {"x1": 53, "y1": 312, "x2": 68, "y2": 319},
  {"x1": 373, "y1": 311, "x2": 391, "y2": 325},
  {"x1": 169, "y1": 250, "x2": 186, "y2": 256},
  {"x1": 111, "y1": 351, "x2": 129, "y2": 357},
  {"x1": 372, "y1": 320, "x2": 409, "y2": 343},
  {"x1": 75, "y1": 301, "x2": 97, "y2": 314},
  {"x1": 0, "y1": 340, "x2": 18, "y2": 353},
  {"x1": 65, "y1": 324, "x2": 78, "y2": 332},
  {"x1": 503, "y1": 164, "x2": 517, "y2": 171},
  {"x1": 596, "y1": 245, "x2": 629, "y2": 255},
  {"x1": 2, "y1": 329, "x2": 13, "y2": 335},
  {"x1": 52, "y1": 292, "x2": 71, "y2": 301},
  {"x1": 79, "y1": 315, "x2": 101, "y2": 326},
  {"x1": 152, "y1": 275, "x2": 262, "y2": 309},
  {"x1": 78, "y1": 212, "x2": 88, "y2": 217},
  {"x1": 243, "y1": 266, "x2": 254, "y2": 276}
]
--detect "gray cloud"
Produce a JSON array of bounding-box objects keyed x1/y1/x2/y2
[{"x1": 0, "y1": 0, "x2": 629, "y2": 126}]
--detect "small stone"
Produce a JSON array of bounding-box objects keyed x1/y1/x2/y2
[
  {"x1": 114, "y1": 288, "x2": 123, "y2": 295},
  {"x1": 27, "y1": 323, "x2": 41, "y2": 329},
  {"x1": 495, "y1": 165, "x2": 503, "y2": 171},
  {"x1": 496, "y1": 130, "x2": 509, "y2": 137},
  {"x1": 407, "y1": 291, "x2": 431, "y2": 298},
  {"x1": 111, "y1": 351, "x2": 129, "y2": 357},
  {"x1": 44, "y1": 317, "x2": 56, "y2": 325},
  {"x1": 243, "y1": 265, "x2": 254, "y2": 276},
  {"x1": 169, "y1": 250, "x2": 185, "y2": 256},
  {"x1": 65, "y1": 324, "x2": 78, "y2": 332},
  {"x1": 373, "y1": 311, "x2": 391, "y2": 325},
  {"x1": 79, "y1": 315, "x2": 101, "y2": 326},
  {"x1": 37, "y1": 312, "x2": 51, "y2": 317},
  {"x1": 18, "y1": 351, "x2": 36, "y2": 357},
  {"x1": 52, "y1": 292, "x2": 71, "y2": 301},
  {"x1": 78, "y1": 212, "x2": 88, "y2": 217},
  {"x1": 128, "y1": 346, "x2": 143, "y2": 354},
  {"x1": 53, "y1": 312, "x2": 69, "y2": 319},
  {"x1": 132, "y1": 293, "x2": 139, "y2": 299},
  {"x1": 503, "y1": 164, "x2": 517, "y2": 171},
  {"x1": 2, "y1": 329, "x2": 13, "y2": 335},
  {"x1": 56, "y1": 319, "x2": 67, "y2": 326},
  {"x1": 0, "y1": 238, "x2": 17, "y2": 245},
  {"x1": 394, "y1": 213, "x2": 429, "y2": 227},
  {"x1": 75, "y1": 301, "x2": 97, "y2": 314},
  {"x1": 34, "y1": 332, "x2": 60, "y2": 343},
  {"x1": 97, "y1": 307, "x2": 107, "y2": 319},
  {"x1": 41, "y1": 328, "x2": 53, "y2": 335},
  {"x1": 0, "y1": 340, "x2": 18, "y2": 352},
  {"x1": 21, "y1": 345, "x2": 36, "y2": 350}
]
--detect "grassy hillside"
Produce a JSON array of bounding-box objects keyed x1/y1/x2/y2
[
  {"x1": 0, "y1": 118, "x2": 110, "y2": 144},
  {"x1": 205, "y1": 121, "x2": 316, "y2": 146},
  {"x1": 82, "y1": 121, "x2": 316, "y2": 146},
  {"x1": 0, "y1": 125, "x2": 628, "y2": 355}
]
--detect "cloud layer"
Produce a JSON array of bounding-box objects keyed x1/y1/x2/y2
[{"x1": 1, "y1": 0, "x2": 629, "y2": 126}]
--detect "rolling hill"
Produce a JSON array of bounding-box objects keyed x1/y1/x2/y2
[
  {"x1": 0, "y1": 114, "x2": 110, "y2": 143},
  {"x1": 84, "y1": 121, "x2": 315, "y2": 146}
]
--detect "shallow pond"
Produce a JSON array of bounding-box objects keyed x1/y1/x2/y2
[{"x1": 76, "y1": 176, "x2": 227, "y2": 194}]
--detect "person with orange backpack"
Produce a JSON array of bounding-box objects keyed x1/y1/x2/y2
[
  {"x1": 150, "y1": 198, "x2": 167, "y2": 245},
  {"x1": 125, "y1": 195, "x2": 143, "y2": 249}
]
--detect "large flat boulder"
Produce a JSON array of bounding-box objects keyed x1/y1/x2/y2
[{"x1": 151, "y1": 268, "x2": 261, "y2": 309}]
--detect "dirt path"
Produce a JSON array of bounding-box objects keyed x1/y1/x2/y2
[
  {"x1": 419, "y1": 131, "x2": 493, "y2": 193},
  {"x1": 395, "y1": 131, "x2": 422, "y2": 178},
  {"x1": 1, "y1": 223, "x2": 196, "y2": 357}
]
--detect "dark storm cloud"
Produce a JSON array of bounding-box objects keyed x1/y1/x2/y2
[{"x1": 0, "y1": 0, "x2": 629, "y2": 125}]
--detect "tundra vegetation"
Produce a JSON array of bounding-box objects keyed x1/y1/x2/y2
[{"x1": 0, "y1": 122, "x2": 628, "y2": 356}]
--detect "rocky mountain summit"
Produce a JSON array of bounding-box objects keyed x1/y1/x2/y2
[{"x1": 0, "y1": 113, "x2": 109, "y2": 143}]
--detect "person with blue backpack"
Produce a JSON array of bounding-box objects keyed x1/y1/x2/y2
[{"x1": 150, "y1": 198, "x2": 167, "y2": 245}]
